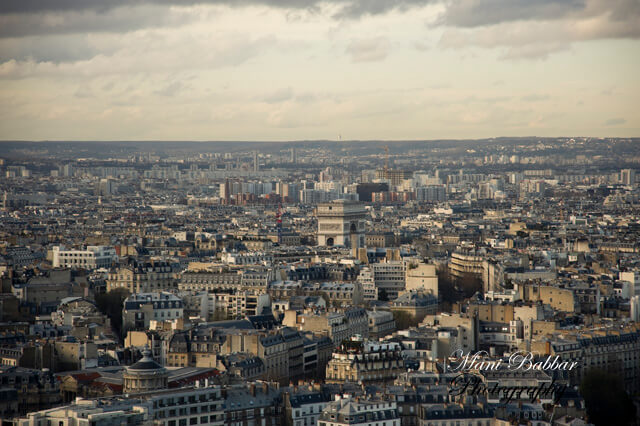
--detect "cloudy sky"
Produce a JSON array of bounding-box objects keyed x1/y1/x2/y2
[{"x1": 0, "y1": 0, "x2": 638, "y2": 141}]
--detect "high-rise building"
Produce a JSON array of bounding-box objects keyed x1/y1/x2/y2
[
  {"x1": 416, "y1": 185, "x2": 446, "y2": 202},
  {"x1": 220, "y1": 179, "x2": 231, "y2": 204},
  {"x1": 621, "y1": 168, "x2": 636, "y2": 185},
  {"x1": 375, "y1": 169, "x2": 413, "y2": 186},
  {"x1": 253, "y1": 150, "x2": 259, "y2": 172},
  {"x1": 290, "y1": 147, "x2": 296, "y2": 163},
  {"x1": 98, "y1": 178, "x2": 116, "y2": 196},
  {"x1": 60, "y1": 163, "x2": 74, "y2": 177}
]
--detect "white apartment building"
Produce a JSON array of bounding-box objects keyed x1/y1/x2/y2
[
  {"x1": 357, "y1": 266, "x2": 377, "y2": 301},
  {"x1": 52, "y1": 245, "x2": 117, "y2": 269},
  {"x1": 371, "y1": 261, "x2": 406, "y2": 300}
]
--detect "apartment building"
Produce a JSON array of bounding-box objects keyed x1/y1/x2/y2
[
  {"x1": 107, "y1": 260, "x2": 178, "y2": 293},
  {"x1": 51, "y1": 245, "x2": 117, "y2": 269}
]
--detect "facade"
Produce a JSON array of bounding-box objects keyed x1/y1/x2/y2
[
  {"x1": 357, "y1": 267, "x2": 378, "y2": 301},
  {"x1": 418, "y1": 404, "x2": 493, "y2": 426},
  {"x1": 376, "y1": 169, "x2": 414, "y2": 186},
  {"x1": 367, "y1": 310, "x2": 396, "y2": 340},
  {"x1": 391, "y1": 289, "x2": 438, "y2": 321},
  {"x1": 51, "y1": 246, "x2": 117, "y2": 269},
  {"x1": 318, "y1": 396, "x2": 399, "y2": 426},
  {"x1": 521, "y1": 284, "x2": 578, "y2": 313},
  {"x1": 218, "y1": 353, "x2": 266, "y2": 381},
  {"x1": 284, "y1": 308, "x2": 369, "y2": 346},
  {"x1": 285, "y1": 390, "x2": 331, "y2": 426},
  {"x1": 221, "y1": 331, "x2": 290, "y2": 384},
  {"x1": 179, "y1": 268, "x2": 274, "y2": 293},
  {"x1": 17, "y1": 386, "x2": 226, "y2": 426},
  {"x1": 0, "y1": 366, "x2": 61, "y2": 419},
  {"x1": 405, "y1": 263, "x2": 438, "y2": 296},
  {"x1": 316, "y1": 200, "x2": 367, "y2": 249},
  {"x1": 202, "y1": 290, "x2": 271, "y2": 320},
  {"x1": 415, "y1": 185, "x2": 446, "y2": 202},
  {"x1": 325, "y1": 339, "x2": 404, "y2": 385},
  {"x1": 269, "y1": 281, "x2": 364, "y2": 307},
  {"x1": 371, "y1": 261, "x2": 406, "y2": 301},
  {"x1": 365, "y1": 232, "x2": 396, "y2": 248},
  {"x1": 122, "y1": 292, "x2": 184, "y2": 331},
  {"x1": 449, "y1": 251, "x2": 484, "y2": 280},
  {"x1": 223, "y1": 382, "x2": 282, "y2": 426},
  {"x1": 107, "y1": 260, "x2": 178, "y2": 293}
]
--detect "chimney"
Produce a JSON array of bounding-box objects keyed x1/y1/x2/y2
[{"x1": 249, "y1": 383, "x2": 256, "y2": 396}]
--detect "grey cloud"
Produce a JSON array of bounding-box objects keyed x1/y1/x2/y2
[
  {"x1": 333, "y1": 0, "x2": 434, "y2": 19},
  {"x1": 0, "y1": 0, "x2": 439, "y2": 39},
  {"x1": 74, "y1": 85, "x2": 95, "y2": 98},
  {"x1": 0, "y1": 36, "x2": 101, "y2": 62},
  {"x1": 0, "y1": 0, "x2": 430, "y2": 16},
  {"x1": 295, "y1": 92, "x2": 317, "y2": 103},
  {"x1": 263, "y1": 87, "x2": 294, "y2": 103},
  {"x1": 438, "y1": 0, "x2": 586, "y2": 28},
  {"x1": 521, "y1": 94, "x2": 550, "y2": 102},
  {"x1": 604, "y1": 118, "x2": 626, "y2": 126},
  {"x1": 437, "y1": 0, "x2": 640, "y2": 38},
  {"x1": 346, "y1": 37, "x2": 390, "y2": 62},
  {"x1": 155, "y1": 81, "x2": 184, "y2": 97},
  {"x1": 0, "y1": 5, "x2": 196, "y2": 38}
]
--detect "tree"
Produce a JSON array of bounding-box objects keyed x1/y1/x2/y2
[
  {"x1": 378, "y1": 288, "x2": 389, "y2": 301},
  {"x1": 580, "y1": 369, "x2": 636, "y2": 426},
  {"x1": 392, "y1": 310, "x2": 421, "y2": 330},
  {"x1": 458, "y1": 272, "x2": 482, "y2": 298},
  {"x1": 95, "y1": 288, "x2": 130, "y2": 340},
  {"x1": 211, "y1": 309, "x2": 230, "y2": 322}
]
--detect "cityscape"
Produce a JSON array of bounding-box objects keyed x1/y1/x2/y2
[
  {"x1": 0, "y1": 138, "x2": 638, "y2": 426},
  {"x1": 1, "y1": 0, "x2": 639, "y2": 425}
]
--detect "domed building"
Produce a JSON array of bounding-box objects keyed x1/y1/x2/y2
[{"x1": 123, "y1": 348, "x2": 168, "y2": 394}]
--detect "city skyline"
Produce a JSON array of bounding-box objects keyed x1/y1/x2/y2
[{"x1": 1, "y1": 0, "x2": 639, "y2": 140}]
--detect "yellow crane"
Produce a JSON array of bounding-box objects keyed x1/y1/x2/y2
[{"x1": 383, "y1": 145, "x2": 390, "y2": 174}]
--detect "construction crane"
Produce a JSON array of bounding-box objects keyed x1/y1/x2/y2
[
  {"x1": 276, "y1": 203, "x2": 283, "y2": 244},
  {"x1": 383, "y1": 145, "x2": 390, "y2": 175}
]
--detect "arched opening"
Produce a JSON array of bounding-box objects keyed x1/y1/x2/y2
[
  {"x1": 350, "y1": 222, "x2": 357, "y2": 233},
  {"x1": 326, "y1": 237, "x2": 334, "y2": 247}
]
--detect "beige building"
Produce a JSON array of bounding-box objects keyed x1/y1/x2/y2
[
  {"x1": 405, "y1": 262, "x2": 438, "y2": 296},
  {"x1": 221, "y1": 331, "x2": 290, "y2": 384},
  {"x1": 365, "y1": 232, "x2": 396, "y2": 248},
  {"x1": 283, "y1": 308, "x2": 369, "y2": 345},
  {"x1": 53, "y1": 341, "x2": 98, "y2": 372},
  {"x1": 107, "y1": 260, "x2": 177, "y2": 293},
  {"x1": 316, "y1": 199, "x2": 366, "y2": 249},
  {"x1": 325, "y1": 339, "x2": 404, "y2": 384},
  {"x1": 449, "y1": 250, "x2": 484, "y2": 280},
  {"x1": 521, "y1": 284, "x2": 578, "y2": 313},
  {"x1": 422, "y1": 313, "x2": 477, "y2": 354},
  {"x1": 367, "y1": 309, "x2": 396, "y2": 340}
]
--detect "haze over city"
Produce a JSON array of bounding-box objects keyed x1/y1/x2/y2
[{"x1": 1, "y1": 0, "x2": 639, "y2": 140}]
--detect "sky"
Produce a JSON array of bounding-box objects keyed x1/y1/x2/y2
[{"x1": 0, "y1": 0, "x2": 639, "y2": 141}]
